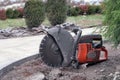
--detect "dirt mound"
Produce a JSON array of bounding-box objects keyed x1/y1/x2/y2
[{"x1": 1, "y1": 42, "x2": 120, "y2": 80}]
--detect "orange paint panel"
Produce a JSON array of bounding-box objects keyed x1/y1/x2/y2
[{"x1": 77, "y1": 43, "x2": 108, "y2": 64}]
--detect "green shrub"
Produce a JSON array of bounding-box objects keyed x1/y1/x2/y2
[
  {"x1": 100, "y1": 2, "x2": 106, "y2": 14},
  {"x1": 13, "y1": 9, "x2": 20, "y2": 18},
  {"x1": 6, "y1": 9, "x2": 21, "y2": 19},
  {"x1": 87, "y1": 5, "x2": 102, "y2": 14},
  {"x1": 87, "y1": 5, "x2": 96, "y2": 14},
  {"x1": 46, "y1": 0, "x2": 67, "y2": 26},
  {"x1": 68, "y1": 7, "x2": 81, "y2": 16},
  {"x1": 6, "y1": 8, "x2": 14, "y2": 18},
  {"x1": 24, "y1": 0, "x2": 45, "y2": 29},
  {"x1": 67, "y1": 5, "x2": 72, "y2": 16},
  {"x1": 94, "y1": 6, "x2": 102, "y2": 13},
  {"x1": 104, "y1": 0, "x2": 120, "y2": 47}
]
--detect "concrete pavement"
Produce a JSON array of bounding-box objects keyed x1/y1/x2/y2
[
  {"x1": 0, "y1": 27, "x2": 100, "y2": 70},
  {"x1": 0, "y1": 35, "x2": 45, "y2": 69}
]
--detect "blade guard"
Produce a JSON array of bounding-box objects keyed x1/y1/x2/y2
[
  {"x1": 47, "y1": 27, "x2": 75, "y2": 67},
  {"x1": 77, "y1": 43, "x2": 108, "y2": 63}
]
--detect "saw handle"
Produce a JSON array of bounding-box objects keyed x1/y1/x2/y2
[
  {"x1": 87, "y1": 47, "x2": 108, "y2": 62},
  {"x1": 96, "y1": 46, "x2": 108, "y2": 61},
  {"x1": 72, "y1": 28, "x2": 80, "y2": 35},
  {"x1": 73, "y1": 28, "x2": 82, "y2": 60}
]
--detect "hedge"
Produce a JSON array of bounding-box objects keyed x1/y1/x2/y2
[
  {"x1": 46, "y1": 0, "x2": 67, "y2": 26},
  {"x1": 67, "y1": 7, "x2": 82, "y2": 16},
  {"x1": 17, "y1": 8, "x2": 24, "y2": 18},
  {"x1": 24, "y1": 0, "x2": 45, "y2": 29},
  {"x1": 87, "y1": 5, "x2": 102, "y2": 14},
  {"x1": 6, "y1": 8, "x2": 14, "y2": 18},
  {"x1": 67, "y1": 5, "x2": 102, "y2": 16},
  {"x1": 0, "y1": 9, "x2": 7, "y2": 20}
]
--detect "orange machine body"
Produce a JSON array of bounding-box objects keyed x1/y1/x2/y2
[{"x1": 77, "y1": 43, "x2": 108, "y2": 64}]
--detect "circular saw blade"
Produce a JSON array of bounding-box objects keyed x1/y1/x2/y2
[{"x1": 39, "y1": 35, "x2": 63, "y2": 67}]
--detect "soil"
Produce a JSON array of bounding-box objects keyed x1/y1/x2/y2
[{"x1": 1, "y1": 43, "x2": 120, "y2": 80}]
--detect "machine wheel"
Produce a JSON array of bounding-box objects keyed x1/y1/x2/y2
[{"x1": 39, "y1": 35, "x2": 63, "y2": 67}]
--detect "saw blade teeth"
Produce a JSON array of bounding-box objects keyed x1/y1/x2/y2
[
  {"x1": 40, "y1": 48, "x2": 43, "y2": 50},
  {"x1": 41, "y1": 55, "x2": 43, "y2": 57},
  {"x1": 43, "y1": 38, "x2": 46, "y2": 41},
  {"x1": 40, "y1": 51, "x2": 43, "y2": 53},
  {"x1": 39, "y1": 35, "x2": 63, "y2": 67},
  {"x1": 40, "y1": 52, "x2": 43, "y2": 54},
  {"x1": 41, "y1": 43, "x2": 44, "y2": 45}
]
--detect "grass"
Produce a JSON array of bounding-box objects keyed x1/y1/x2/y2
[
  {"x1": 0, "y1": 14, "x2": 104, "y2": 29},
  {"x1": 0, "y1": 18, "x2": 26, "y2": 29},
  {"x1": 66, "y1": 14, "x2": 104, "y2": 28}
]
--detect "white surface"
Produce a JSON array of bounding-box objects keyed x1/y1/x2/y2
[{"x1": 0, "y1": 35, "x2": 45, "y2": 69}]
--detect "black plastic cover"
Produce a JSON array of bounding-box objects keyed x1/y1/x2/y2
[{"x1": 47, "y1": 27, "x2": 74, "y2": 67}]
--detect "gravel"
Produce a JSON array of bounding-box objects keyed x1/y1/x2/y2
[{"x1": 0, "y1": 26, "x2": 44, "y2": 39}]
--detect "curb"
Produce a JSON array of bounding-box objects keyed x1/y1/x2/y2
[{"x1": 0, "y1": 54, "x2": 40, "y2": 79}]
